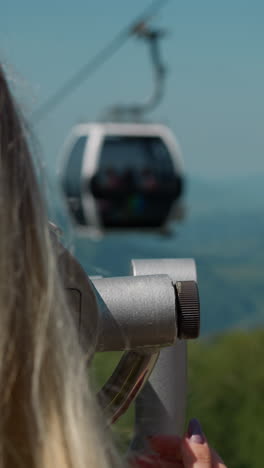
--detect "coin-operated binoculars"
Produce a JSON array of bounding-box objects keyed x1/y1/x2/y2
[{"x1": 53, "y1": 228, "x2": 200, "y2": 446}]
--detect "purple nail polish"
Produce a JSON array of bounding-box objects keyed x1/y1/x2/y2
[{"x1": 187, "y1": 418, "x2": 205, "y2": 444}]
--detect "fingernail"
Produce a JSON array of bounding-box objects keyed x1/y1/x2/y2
[{"x1": 187, "y1": 418, "x2": 205, "y2": 444}]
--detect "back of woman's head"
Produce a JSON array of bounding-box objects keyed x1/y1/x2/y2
[{"x1": 0, "y1": 65, "x2": 119, "y2": 468}]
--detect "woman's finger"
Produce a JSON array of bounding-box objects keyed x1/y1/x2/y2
[
  {"x1": 181, "y1": 438, "x2": 212, "y2": 468},
  {"x1": 181, "y1": 419, "x2": 213, "y2": 468}
]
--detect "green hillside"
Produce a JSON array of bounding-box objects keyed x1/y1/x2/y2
[{"x1": 188, "y1": 330, "x2": 264, "y2": 468}]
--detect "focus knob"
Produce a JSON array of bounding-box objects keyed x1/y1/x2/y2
[{"x1": 176, "y1": 281, "x2": 200, "y2": 339}]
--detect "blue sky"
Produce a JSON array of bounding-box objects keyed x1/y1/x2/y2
[{"x1": 1, "y1": 0, "x2": 263, "y2": 179}]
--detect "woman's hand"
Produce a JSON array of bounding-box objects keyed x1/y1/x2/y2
[{"x1": 131, "y1": 419, "x2": 227, "y2": 467}]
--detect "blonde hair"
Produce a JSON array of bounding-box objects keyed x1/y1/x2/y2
[{"x1": 0, "y1": 65, "x2": 121, "y2": 468}]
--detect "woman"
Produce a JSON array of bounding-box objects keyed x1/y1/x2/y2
[{"x1": 0, "y1": 64, "x2": 226, "y2": 468}]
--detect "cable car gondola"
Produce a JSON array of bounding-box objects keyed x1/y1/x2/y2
[
  {"x1": 60, "y1": 121, "x2": 185, "y2": 232},
  {"x1": 59, "y1": 22, "x2": 186, "y2": 233}
]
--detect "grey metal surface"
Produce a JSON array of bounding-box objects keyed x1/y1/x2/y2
[
  {"x1": 92, "y1": 274, "x2": 177, "y2": 351},
  {"x1": 131, "y1": 258, "x2": 198, "y2": 440},
  {"x1": 59, "y1": 251, "x2": 167, "y2": 423},
  {"x1": 131, "y1": 340, "x2": 187, "y2": 449},
  {"x1": 131, "y1": 258, "x2": 197, "y2": 283}
]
